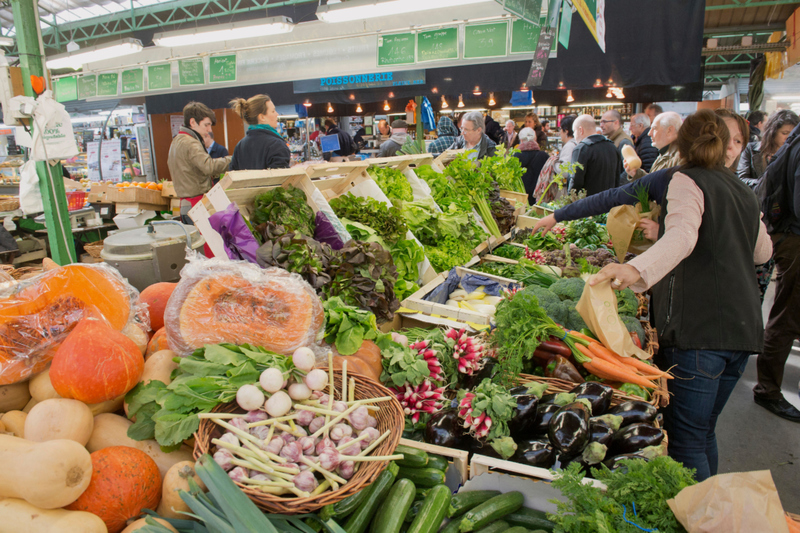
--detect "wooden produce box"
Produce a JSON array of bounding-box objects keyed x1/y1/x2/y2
[
  {"x1": 515, "y1": 214, "x2": 541, "y2": 230},
  {"x1": 431, "y1": 149, "x2": 466, "y2": 172},
  {"x1": 470, "y1": 454, "x2": 606, "y2": 489},
  {"x1": 528, "y1": 204, "x2": 555, "y2": 218},
  {"x1": 401, "y1": 266, "x2": 519, "y2": 326},
  {"x1": 161, "y1": 181, "x2": 178, "y2": 198},
  {"x1": 499, "y1": 189, "x2": 529, "y2": 208},
  {"x1": 87, "y1": 182, "x2": 112, "y2": 204},
  {"x1": 399, "y1": 438, "x2": 468, "y2": 488},
  {"x1": 109, "y1": 186, "x2": 169, "y2": 210}
]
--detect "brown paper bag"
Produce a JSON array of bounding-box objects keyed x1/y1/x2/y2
[
  {"x1": 607, "y1": 201, "x2": 660, "y2": 262},
  {"x1": 667, "y1": 470, "x2": 789, "y2": 533},
  {"x1": 575, "y1": 276, "x2": 651, "y2": 360}
]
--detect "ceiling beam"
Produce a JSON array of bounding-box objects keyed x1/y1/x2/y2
[
  {"x1": 703, "y1": 23, "x2": 785, "y2": 36},
  {"x1": 706, "y1": 0, "x2": 799, "y2": 10}
]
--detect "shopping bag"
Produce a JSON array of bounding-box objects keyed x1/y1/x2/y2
[
  {"x1": 30, "y1": 92, "x2": 79, "y2": 161},
  {"x1": 607, "y1": 200, "x2": 659, "y2": 262},
  {"x1": 19, "y1": 160, "x2": 44, "y2": 215}
]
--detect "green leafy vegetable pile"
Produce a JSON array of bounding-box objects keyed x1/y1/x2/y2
[
  {"x1": 251, "y1": 185, "x2": 315, "y2": 237},
  {"x1": 330, "y1": 193, "x2": 408, "y2": 245},
  {"x1": 548, "y1": 456, "x2": 696, "y2": 533},
  {"x1": 488, "y1": 188, "x2": 516, "y2": 235},
  {"x1": 322, "y1": 297, "x2": 380, "y2": 355},
  {"x1": 389, "y1": 239, "x2": 424, "y2": 300},
  {"x1": 370, "y1": 167, "x2": 414, "y2": 202},
  {"x1": 492, "y1": 244, "x2": 526, "y2": 260},
  {"x1": 480, "y1": 145, "x2": 526, "y2": 194},
  {"x1": 255, "y1": 223, "x2": 331, "y2": 290},
  {"x1": 425, "y1": 235, "x2": 475, "y2": 274},
  {"x1": 565, "y1": 217, "x2": 611, "y2": 250},
  {"x1": 445, "y1": 152, "x2": 502, "y2": 238}
]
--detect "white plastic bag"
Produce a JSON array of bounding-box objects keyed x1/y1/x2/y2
[
  {"x1": 30, "y1": 91, "x2": 78, "y2": 161},
  {"x1": 18, "y1": 160, "x2": 43, "y2": 215}
]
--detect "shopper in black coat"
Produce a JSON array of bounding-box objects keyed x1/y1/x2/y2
[
  {"x1": 229, "y1": 94, "x2": 291, "y2": 170},
  {"x1": 323, "y1": 119, "x2": 356, "y2": 161},
  {"x1": 484, "y1": 114, "x2": 504, "y2": 145},
  {"x1": 570, "y1": 114, "x2": 623, "y2": 196},
  {"x1": 514, "y1": 127, "x2": 550, "y2": 205},
  {"x1": 629, "y1": 114, "x2": 659, "y2": 173}
]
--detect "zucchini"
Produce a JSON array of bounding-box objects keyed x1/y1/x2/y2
[
  {"x1": 440, "y1": 520, "x2": 463, "y2": 533},
  {"x1": 320, "y1": 484, "x2": 371, "y2": 520},
  {"x1": 505, "y1": 508, "x2": 555, "y2": 532},
  {"x1": 371, "y1": 478, "x2": 416, "y2": 533},
  {"x1": 396, "y1": 445, "x2": 429, "y2": 468},
  {"x1": 397, "y1": 466, "x2": 447, "y2": 488},
  {"x1": 504, "y1": 528, "x2": 530, "y2": 533},
  {"x1": 426, "y1": 454, "x2": 449, "y2": 472},
  {"x1": 415, "y1": 488, "x2": 431, "y2": 501},
  {"x1": 404, "y1": 499, "x2": 424, "y2": 523},
  {"x1": 406, "y1": 484, "x2": 452, "y2": 533},
  {"x1": 473, "y1": 521, "x2": 510, "y2": 533},
  {"x1": 459, "y1": 491, "x2": 524, "y2": 532},
  {"x1": 448, "y1": 490, "x2": 502, "y2": 518},
  {"x1": 344, "y1": 464, "x2": 399, "y2": 533}
]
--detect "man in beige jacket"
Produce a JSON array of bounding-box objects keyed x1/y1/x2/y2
[{"x1": 623, "y1": 111, "x2": 683, "y2": 181}]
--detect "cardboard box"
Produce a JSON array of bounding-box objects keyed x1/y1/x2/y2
[
  {"x1": 109, "y1": 186, "x2": 169, "y2": 209},
  {"x1": 161, "y1": 181, "x2": 178, "y2": 198},
  {"x1": 87, "y1": 182, "x2": 112, "y2": 204}
]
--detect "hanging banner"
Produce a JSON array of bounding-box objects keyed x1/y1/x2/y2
[
  {"x1": 558, "y1": 3, "x2": 573, "y2": 49},
  {"x1": 573, "y1": 0, "x2": 606, "y2": 52},
  {"x1": 526, "y1": 27, "x2": 555, "y2": 86}
]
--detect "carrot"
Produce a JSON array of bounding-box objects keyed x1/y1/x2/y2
[
  {"x1": 590, "y1": 342, "x2": 673, "y2": 379},
  {"x1": 583, "y1": 358, "x2": 658, "y2": 389},
  {"x1": 575, "y1": 343, "x2": 598, "y2": 364},
  {"x1": 569, "y1": 330, "x2": 595, "y2": 343},
  {"x1": 587, "y1": 343, "x2": 632, "y2": 370}
]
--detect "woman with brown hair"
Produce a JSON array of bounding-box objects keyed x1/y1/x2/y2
[
  {"x1": 229, "y1": 94, "x2": 291, "y2": 170},
  {"x1": 738, "y1": 110, "x2": 800, "y2": 190},
  {"x1": 589, "y1": 109, "x2": 772, "y2": 481},
  {"x1": 524, "y1": 112, "x2": 549, "y2": 150}
]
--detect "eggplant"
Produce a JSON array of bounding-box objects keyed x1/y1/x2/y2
[
  {"x1": 526, "y1": 403, "x2": 562, "y2": 437},
  {"x1": 603, "y1": 453, "x2": 649, "y2": 472},
  {"x1": 608, "y1": 400, "x2": 657, "y2": 426},
  {"x1": 609, "y1": 423, "x2": 665, "y2": 456},
  {"x1": 425, "y1": 408, "x2": 463, "y2": 448},
  {"x1": 512, "y1": 439, "x2": 555, "y2": 468},
  {"x1": 509, "y1": 386, "x2": 530, "y2": 397},
  {"x1": 588, "y1": 421, "x2": 615, "y2": 447},
  {"x1": 557, "y1": 453, "x2": 590, "y2": 475},
  {"x1": 508, "y1": 394, "x2": 539, "y2": 437},
  {"x1": 548, "y1": 402, "x2": 591, "y2": 456},
  {"x1": 570, "y1": 382, "x2": 614, "y2": 416}
]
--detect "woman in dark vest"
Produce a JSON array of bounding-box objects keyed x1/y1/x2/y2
[
  {"x1": 229, "y1": 94, "x2": 291, "y2": 170},
  {"x1": 590, "y1": 109, "x2": 773, "y2": 481}
]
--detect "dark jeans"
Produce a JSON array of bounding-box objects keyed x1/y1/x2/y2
[
  {"x1": 755, "y1": 233, "x2": 800, "y2": 400},
  {"x1": 657, "y1": 347, "x2": 750, "y2": 482}
]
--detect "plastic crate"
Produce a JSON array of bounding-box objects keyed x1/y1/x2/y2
[{"x1": 66, "y1": 191, "x2": 87, "y2": 211}]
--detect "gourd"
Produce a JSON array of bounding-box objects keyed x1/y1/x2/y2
[
  {"x1": 0, "y1": 434, "x2": 93, "y2": 508},
  {"x1": 0, "y1": 498, "x2": 108, "y2": 533},
  {"x1": 24, "y1": 398, "x2": 94, "y2": 445},
  {"x1": 141, "y1": 350, "x2": 178, "y2": 385},
  {"x1": 87, "y1": 413, "x2": 194, "y2": 479},
  {"x1": 145, "y1": 327, "x2": 169, "y2": 358},
  {"x1": 350, "y1": 340, "x2": 383, "y2": 380},
  {"x1": 157, "y1": 460, "x2": 207, "y2": 520},
  {"x1": 140, "y1": 282, "x2": 177, "y2": 332},
  {"x1": 1, "y1": 410, "x2": 27, "y2": 437},
  {"x1": 50, "y1": 317, "x2": 145, "y2": 404},
  {"x1": 621, "y1": 145, "x2": 642, "y2": 171},
  {"x1": 122, "y1": 323, "x2": 149, "y2": 356},
  {"x1": 29, "y1": 366, "x2": 124, "y2": 415},
  {"x1": 0, "y1": 382, "x2": 32, "y2": 412},
  {"x1": 22, "y1": 397, "x2": 38, "y2": 413},
  {"x1": 66, "y1": 446, "x2": 161, "y2": 533},
  {"x1": 122, "y1": 517, "x2": 178, "y2": 533}
]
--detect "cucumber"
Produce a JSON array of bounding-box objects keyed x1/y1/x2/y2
[
  {"x1": 505, "y1": 508, "x2": 555, "y2": 532},
  {"x1": 448, "y1": 490, "x2": 502, "y2": 518},
  {"x1": 440, "y1": 519, "x2": 463, "y2": 533},
  {"x1": 406, "y1": 484, "x2": 452, "y2": 533},
  {"x1": 371, "y1": 478, "x2": 416, "y2": 533},
  {"x1": 504, "y1": 527, "x2": 530, "y2": 533},
  {"x1": 473, "y1": 521, "x2": 510, "y2": 533},
  {"x1": 397, "y1": 466, "x2": 447, "y2": 488},
  {"x1": 426, "y1": 454, "x2": 449, "y2": 471},
  {"x1": 459, "y1": 491, "x2": 524, "y2": 532},
  {"x1": 344, "y1": 464, "x2": 399, "y2": 533},
  {"x1": 404, "y1": 499, "x2": 425, "y2": 523},
  {"x1": 396, "y1": 444, "x2": 429, "y2": 468},
  {"x1": 320, "y1": 484, "x2": 371, "y2": 520}
]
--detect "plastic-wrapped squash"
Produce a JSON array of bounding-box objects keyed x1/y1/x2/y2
[
  {"x1": 164, "y1": 260, "x2": 324, "y2": 356},
  {"x1": 0, "y1": 264, "x2": 134, "y2": 385}
]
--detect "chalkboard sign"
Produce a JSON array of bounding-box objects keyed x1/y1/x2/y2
[
  {"x1": 55, "y1": 76, "x2": 77, "y2": 102},
  {"x1": 511, "y1": 19, "x2": 541, "y2": 53},
  {"x1": 417, "y1": 28, "x2": 458, "y2": 62},
  {"x1": 121, "y1": 68, "x2": 143, "y2": 94},
  {"x1": 526, "y1": 27, "x2": 554, "y2": 87},
  {"x1": 179, "y1": 58, "x2": 204, "y2": 86},
  {"x1": 377, "y1": 33, "x2": 416, "y2": 66},
  {"x1": 209, "y1": 54, "x2": 236, "y2": 83},
  {"x1": 498, "y1": 0, "x2": 542, "y2": 25},
  {"x1": 97, "y1": 73, "x2": 118, "y2": 97},
  {"x1": 148, "y1": 64, "x2": 172, "y2": 90},
  {"x1": 77, "y1": 75, "x2": 97, "y2": 99},
  {"x1": 464, "y1": 22, "x2": 508, "y2": 59}
]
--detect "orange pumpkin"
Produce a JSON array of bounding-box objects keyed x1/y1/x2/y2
[
  {"x1": 0, "y1": 265, "x2": 132, "y2": 385},
  {"x1": 67, "y1": 446, "x2": 161, "y2": 533},
  {"x1": 50, "y1": 318, "x2": 144, "y2": 404},
  {"x1": 140, "y1": 282, "x2": 176, "y2": 332},
  {"x1": 351, "y1": 340, "x2": 383, "y2": 379},
  {"x1": 146, "y1": 327, "x2": 169, "y2": 358},
  {"x1": 330, "y1": 354, "x2": 381, "y2": 382}
]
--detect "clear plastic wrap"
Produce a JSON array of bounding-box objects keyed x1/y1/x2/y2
[
  {"x1": 0, "y1": 263, "x2": 142, "y2": 385},
  {"x1": 164, "y1": 257, "x2": 325, "y2": 356}
]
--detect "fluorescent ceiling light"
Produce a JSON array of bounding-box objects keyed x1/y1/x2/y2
[
  {"x1": 317, "y1": 0, "x2": 491, "y2": 22},
  {"x1": 770, "y1": 95, "x2": 800, "y2": 101},
  {"x1": 47, "y1": 38, "x2": 142, "y2": 69},
  {"x1": 0, "y1": 37, "x2": 13, "y2": 47},
  {"x1": 153, "y1": 16, "x2": 294, "y2": 47}
]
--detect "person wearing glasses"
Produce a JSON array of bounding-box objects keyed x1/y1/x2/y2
[
  {"x1": 600, "y1": 109, "x2": 634, "y2": 152},
  {"x1": 446, "y1": 111, "x2": 497, "y2": 160}
]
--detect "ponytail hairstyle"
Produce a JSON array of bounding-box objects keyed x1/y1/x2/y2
[
  {"x1": 676, "y1": 109, "x2": 729, "y2": 169},
  {"x1": 229, "y1": 94, "x2": 273, "y2": 125}
]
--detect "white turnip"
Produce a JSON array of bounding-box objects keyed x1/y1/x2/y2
[
  {"x1": 305, "y1": 369, "x2": 329, "y2": 391},
  {"x1": 265, "y1": 390, "x2": 292, "y2": 417},
  {"x1": 292, "y1": 347, "x2": 316, "y2": 372},
  {"x1": 236, "y1": 384, "x2": 265, "y2": 412},
  {"x1": 391, "y1": 332, "x2": 409, "y2": 347},
  {"x1": 288, "y1": 383, "x2": 312, "y2": 401},
  {"x1": 260, "y1": 368, "x2": 285, "y2": 393}
]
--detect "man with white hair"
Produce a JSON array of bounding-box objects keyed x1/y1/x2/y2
[
  {"x1": 569, "y1": 114, "x2": 622, "y2": 196},
  {"x1": 503, "y1": 120, "x2": 519, "y2": 147},
  {"x1": 447, "y1": 111, "x2": 497, "y2": 160},
  {"x1": 624, "y1": 111, "x2": 683, "y2": 181},
  {"x1": 629, "y1": 113, "x2": 659, "y2": 173}
]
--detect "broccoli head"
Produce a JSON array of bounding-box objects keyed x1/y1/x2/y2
[
  {"x1": 543, "y1": 300, "x2": 570, "y2": 326},
  {"x1": 549, "y1": 277, "x2": 586, "y2": 301},
  {"x1": 620, "y1": 315, "x2": 646, "y2": 346},
  {"x1": 616, "y1": 288, "x2": 639, "y2": 317},
  {"x1": 566, "y1": 308, "x2": 588, "y2": 332},
  {"x1": 528, "y1": 286, "x2": 560, "y2": 308}
]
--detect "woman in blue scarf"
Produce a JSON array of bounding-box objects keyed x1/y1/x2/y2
[{"x1": 230, "y1": 94, "x2": 291, "y2": 170}]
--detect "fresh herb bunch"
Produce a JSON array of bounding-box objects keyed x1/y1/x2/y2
[
  {"x1": 548, "y1": 457, "x2": 696, "y2": 533},
  {"x1": 371, "y1": 167, "x2": 414, "y2": 202},
  {"x1": 251, "y1": 185, "x2": 315, "y2": 237},
  {"x1": 425, "y1": 235, "x2": 475, "y2": 273},
  {"x1": 523, "y1": 229, "x2": 564, "y2": 251},
  {"x1": 330, "y1": 193, "x2": 408, "y2": 245},
  {"x1": 125, "y1": 344, "x2": 292, "y2": 448},
  {"x1": 480, "y1": 145, "x2": 526, "y2": 194},
  {"x1": 492, "y1": 244, "x2": 526, "y2": 260},
  {"x1": 322, "y1": 296, "x2": 379, "y2": 355},
  {"x1": 445, "y1": 152, "x2": 502, "y2": 238},
  {"x1": 255, "y1": 222, "x2": 332, "y2": 290},
  {"x1": 488, "y1": 187, "x2": 517, "y2": 235}
]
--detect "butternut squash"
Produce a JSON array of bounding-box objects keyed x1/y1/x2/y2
[
  {"x1": 21, "y1": 397, "x2": 38, "y2": 413},
  {"x1": 86, "y1": 413, "x2": 194, "y2": 479},
  {"x1": 0, "y1": 382, "x2": 31, "y2": 412},
  {"x1": 29, "y1": 366, "x2": 61, "y2": 402},
  {"x1": 0, "y1": 498, "x2": 108, "y2": 533},
  {"x1": 89, "y1": 395, "x2": 125, "y2": 416},
  {"x1": 157, "y1": 460, "x2": 207, "y2": 520},
  {"x1": 1, "y1": 410, "x2": 27, "y2": 437},
  {"x1": 24, "y1": 398, "x2": 94, "y2": 445},
  {"x1": 121, "y1": 517, "x2": 177, "y2": 533},
  {"x1": 0, "y1": 434, "x2": 93, "y2": 509},
  {"x1": 141, "y1": 350, "x2": 178, "y2": 385}
]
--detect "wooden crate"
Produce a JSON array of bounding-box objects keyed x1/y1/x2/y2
[
  {"x1": 305, "y1": 161, "x2": 369, "y2": 183},
  {"x1": 399, "y1": 438, "x2": 468, "y2": 487},
  {"x1": 87, "y1": 182, "x2": 112, "y2": 204},
  {"x1": 161, "y1": 181, "x2": 178, "y2": 198},
  {"x1": 432, "y1": 149, "x2": 466, "y2": 172},
  {"x1": 515, "y1": 214, "x2": 541, "y2": 230},
  {"x1": 499, "y1": 189, "x2": 529, "y2": 207},
  {"x1": 109, "y1": 186, "x2": 169, "y2": 209},
  {"x1": 527, "y1": 204, "x2": 555, "y2": 218},
  {"x1": 470, "y1": 454, "x2": 607, "y2": 489}
]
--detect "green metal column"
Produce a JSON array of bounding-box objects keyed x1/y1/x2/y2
[
  {"x1": 11, "y1": 0, "x2": 77, "y2": 265},
  {"x1": 415, "y1": 96, "x2": 423, "y2": 150}
]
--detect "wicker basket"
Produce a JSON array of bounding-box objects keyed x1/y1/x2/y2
[
  {"x1": 84, "y1": 240, "x2": 104, "y2": 259},
  {"x1": 0, "y1": 197, "x2": 19, "y2": 212},
  {"x1": 193, "y1": 370, "x2": 404, "y2": 515},
  {"x1": 10, "y1": 266, "x2": 41, "y2": 280},
  {"x1": 515, "y1": 372, "x2": 669, "y2": 409}
]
